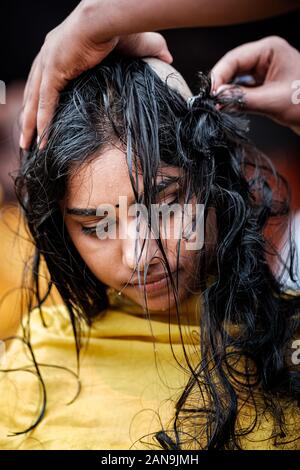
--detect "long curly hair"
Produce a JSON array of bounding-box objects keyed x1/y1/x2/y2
[{"x1": 13, "y1": 54, "x2": 300, "y2": 449}]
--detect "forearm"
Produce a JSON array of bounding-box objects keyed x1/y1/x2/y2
[{"x1": 77, "y1": 0, "x2": 300, "y2": 39}]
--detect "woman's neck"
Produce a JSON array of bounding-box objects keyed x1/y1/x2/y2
[{"x1": 106, "y1": 280, "x2": 215, "y2": 325}]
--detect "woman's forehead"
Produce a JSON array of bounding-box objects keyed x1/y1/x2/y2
[{"x1": 64, "y1": 146, "x2": 182, "y2": 208}]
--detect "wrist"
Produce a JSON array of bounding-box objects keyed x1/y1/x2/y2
[{"x1": 76, "y1": 0, "x2": 121, "y2": 42}]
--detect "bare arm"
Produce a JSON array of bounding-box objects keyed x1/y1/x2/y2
[
  {"x1": 79, "y1": 0, "x2": 300, "y2": 36},
  {"x1": 20, "y1": 0, "x2": 300, "y2": 149}
]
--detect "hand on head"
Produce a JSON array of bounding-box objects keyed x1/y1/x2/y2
[{"x1": 19, "y1": 3, "x2": 172, "y2": 151}]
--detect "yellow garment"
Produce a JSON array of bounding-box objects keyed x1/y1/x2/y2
[
  {"x1": 0, "y1": 204, "x2": 62, "y2": 340},
  {"x1": 0, "y1": 288, "x2": 299, "y2": 450},
  {"x1": 0, "y1": 290, "x2": 202, "y2": 450}
]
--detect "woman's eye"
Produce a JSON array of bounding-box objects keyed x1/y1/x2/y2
[
  {"x1": 81, "y1": 225, "x2": 98, "y2": 237},
  {"x1": 81, "y1": 219, "x2": 115, "y2": 238}
]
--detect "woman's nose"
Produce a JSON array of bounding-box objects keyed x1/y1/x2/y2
[{"x1": 121, "y1": 217, "x2": 160, "y2": 270}]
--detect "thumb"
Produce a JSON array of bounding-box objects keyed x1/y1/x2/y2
[{"x1": 117, "y1": 32, "x2": 173, "y2": 63}]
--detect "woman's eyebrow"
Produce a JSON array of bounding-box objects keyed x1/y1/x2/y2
[
  {"x1": 137, "y1": 175, "x2": 180, "y2": 201},
  {"x1": 66, "y1": 176, "x2": 181, "y2": 216},
  {"x1": 66, "y1": 208, "x2": 100, "y2": 217}
]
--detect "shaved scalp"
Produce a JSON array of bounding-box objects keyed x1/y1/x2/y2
[{"x1": 143, "y1": 57, "x2": 192, "y2": 100}]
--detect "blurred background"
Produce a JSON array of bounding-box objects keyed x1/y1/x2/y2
[{"x1": 0, "y1": 1, "x2": 299, "y2": 340}]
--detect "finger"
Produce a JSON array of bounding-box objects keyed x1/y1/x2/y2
[
  {"x1": 23, "y1": 54, "x2": 40, "y2": 107},
  {"x1": 241, "y1": 83, "x2": 283, "y2": 117},
  {"x1": 117, "y1": 32, "x2": 173, "y2": 63},
  {"x1": 211, "y1": 39, "x2": 269, "y2": 92},
  {"x1": 19, "y1": 55, "x2": 40, "y2": 147},
  {"x1": 20, "y1": 60, "x2": 42, "y2": 149},
  {"x1": 37, "y1": 74, "x2": 65, "y2": 149},
  {"x1": 142, "y1": 32, "x2": 173, "y2": 63},
  {"x1": 217, "y1": 83, "x2": 277, "y2": 116}
]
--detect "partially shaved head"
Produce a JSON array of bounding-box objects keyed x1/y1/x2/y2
[{"x1": 142, "y1": 57, "x2": 192, "y2": 101}]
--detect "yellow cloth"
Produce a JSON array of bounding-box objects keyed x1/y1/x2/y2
[
  {"x1": 0, "y1": 204, "x2": 62, "y2": 340},
  {"x1": 0, "y1": 290, "x2": 202, "y2": 450},
  {"x1": 0, "y1": 289, "x2": 299, "y2": 450}
]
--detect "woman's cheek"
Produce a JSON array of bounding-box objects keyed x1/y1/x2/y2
[{"x1": 81, "y1": 242, "x2": 118, "y2": 284}]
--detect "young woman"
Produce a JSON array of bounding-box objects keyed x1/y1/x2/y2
[{"x1": 0, "y1": 55, "x2": 300, "y2": 450}]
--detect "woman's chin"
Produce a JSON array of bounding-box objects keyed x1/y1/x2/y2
[{"x1": 126, "y1": 285, "x2": 182, "y2": 313}]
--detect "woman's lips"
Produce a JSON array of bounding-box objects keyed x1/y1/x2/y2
[{"x1": 130, "y1": 271, "x2": 179, "y2": 295}]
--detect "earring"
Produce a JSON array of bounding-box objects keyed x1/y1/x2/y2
[{"x1": 107, "y1": 286, "x2": 123, "y2": 298}]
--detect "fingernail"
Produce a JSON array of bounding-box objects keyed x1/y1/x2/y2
[
  {"x1": 216, "y1": 84, "x2": 232, "y2": 94},
  {"x1": 166, "y1": 52, "x2": 173, "y2": 63},
  {"x1": 162, "y1": 51, "x2": 173, "y2": 63},
  {"x1": 19, "y1": 133, "x2": 25, "y2": 149}
]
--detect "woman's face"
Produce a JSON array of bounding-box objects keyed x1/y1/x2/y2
[{"x1": 61, "y1": 144, "x2": 206, "y2": 312}]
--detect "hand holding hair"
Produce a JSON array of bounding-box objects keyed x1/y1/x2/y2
[{"x1": 211, "y1": 36, "x2": 300, "y2": 135}]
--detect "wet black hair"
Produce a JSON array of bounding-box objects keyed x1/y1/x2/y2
[{"x1": 12, "y1": 54, "x2": 300, "y2": 449}]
